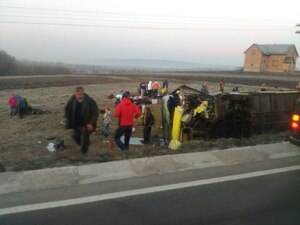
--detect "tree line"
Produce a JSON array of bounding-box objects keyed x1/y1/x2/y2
[{"x1": 0, "y1": 50, "x2": 71, "y2": 76}]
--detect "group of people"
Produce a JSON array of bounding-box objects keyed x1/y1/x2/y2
[
  {"x1": 200, "y1": 79, "x2": 226, "y2": 94},
  {"x1": 7, "y1": 93, "x2": 31, "y2": 118},
  {"x1": 200, "y1": 81, "x2": 210, "y2": 94},
  {"x1": 139, "y1": 79, "x2": 168, "y2": 98},
  {"x1": 65, "y1": 86, "x2": 155, "y2": 154}
]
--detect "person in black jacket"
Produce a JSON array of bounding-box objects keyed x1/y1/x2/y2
[{"x1": 65, "y1": 86, "x2": 99, "y2": 154}]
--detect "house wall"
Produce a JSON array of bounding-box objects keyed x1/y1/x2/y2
[
  {"x1": 267, "y1": 49, "x2": 297, "y2": 72},
  {"x1": 283, "y1": 63, "x2": 292, "y2": 72},
  {"x1": 243, "y1": 45, "x2": 262, "y2": 72},
  {"x1": 265, "y1": 55, "x2": 285, "y2": 72},
  {"x1": 244, "y1": 46, "x2": 298, "y2": 73},
  {"x1": 286, "y1": 49, "x2": 297, "y2": 72}
]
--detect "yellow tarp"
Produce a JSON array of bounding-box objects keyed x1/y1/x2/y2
[
  {"x1": 169, "y1": 106, "x2": 183, "y2": 150},
  {"x1": 193, "y1": 101, "x2": 208, "y2": 118}
]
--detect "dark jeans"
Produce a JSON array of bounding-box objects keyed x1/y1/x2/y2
[
  {"x1": 114, "y1": 126, "x2": 132, "y2": 151},
  {"x1": 73, "y1": 127, "x2": 90, "y2": 153},
  {"x1": 18, "y1": 107, "x2": 25, "y2": 118},
  {"x1": 147, "y1": 90, "x2": 153, "y2": 97},
  {"x1": 153, "y1": 89, "x2": 158, "y2": 99},
  {"x1": 103, "y1": 122, "x2": 110, "y2": 137},
  {"x1": 143, "y1": 126, "x2": 152, "y2": 143}
]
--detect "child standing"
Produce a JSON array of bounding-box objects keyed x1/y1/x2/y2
[
  {"x1": 219, "y1": 79, "x2": 225, "y2": 93},
  {"x1": 15, "y1": 95, "x2": 26, "y2": 118},
  {"x1": 103, "y1": 107, "x2": 112, "y2": 137},
  {"x1": 7, "y1": 93, "x2": 17, "y2": 118},
  {"x1": 142, "y1": 107, "x2": 155, "y2": 144}
]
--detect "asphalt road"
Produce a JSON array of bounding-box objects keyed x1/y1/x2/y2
[{"x1": 1, "y1": 156, "x2": 300, "y2": 225}]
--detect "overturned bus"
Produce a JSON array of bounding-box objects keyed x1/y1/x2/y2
[{"x1": 162, "y1": 85, "x2": 300, "y2": 147}]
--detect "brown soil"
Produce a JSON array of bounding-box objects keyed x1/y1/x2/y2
[{"x1": 0, "y1": 74, "x2": 291, "y2": 172}]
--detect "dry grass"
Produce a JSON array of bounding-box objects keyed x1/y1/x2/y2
[{"x1": 0, "y1": 75, "x2": 290, "y2": 172}]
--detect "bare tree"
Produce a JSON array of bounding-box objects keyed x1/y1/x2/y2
[{"x1": 0, "y1": 50, "x2": 17, "y2": 76}]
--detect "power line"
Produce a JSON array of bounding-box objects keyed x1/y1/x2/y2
[
  {"x1": 0, "y1": 4, "x2": 270, "y2": 21},
  {"x1": 0, "y1": 11, "x2": 292, "y2": 31},
  {"x1": 1, "y1": 14, "x2": 290, "y2": 30},
  {"x1": 0, "y1": 12, "x2": 255, "y2": 27},
  {"x1": 0, "y1": 4, "x2": 294, "y2": 31},
  {"x1": 0, "y1": 4, "x2": 289, "y2": 26},
  {"x1": 1, "y1": 4, "x2": 243, "y2": 23},
  {"x1": 0, "y1": 20, "x2": 293, "y2": 32}
]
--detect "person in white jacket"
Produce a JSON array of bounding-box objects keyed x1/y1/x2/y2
[{"x1": 147, "y1": 81, "x2": 153, "y2": 97}]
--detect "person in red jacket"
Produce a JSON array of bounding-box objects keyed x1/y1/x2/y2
[
  {"x1": 7, "y1": 93, "x2": 17, "y2": 118},
  {"x1": 114, "y1": 91, "x2": 141, "y2": 151}
]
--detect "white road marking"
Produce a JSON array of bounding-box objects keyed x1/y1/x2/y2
[{"x1": 1, "y1": 165, "x2": 300, "y2": 216}]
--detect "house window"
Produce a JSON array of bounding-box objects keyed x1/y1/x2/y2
[
  {"x1": 252, "y1": 49, "x2": 256, "y2": 55},
  {"x1": 272, "y1": 60, "x2": 278, "y2": 66}
]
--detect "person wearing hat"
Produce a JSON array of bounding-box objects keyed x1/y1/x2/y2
[{"x1": 114, "y1": 91, "x2": 141, "y2": 151}]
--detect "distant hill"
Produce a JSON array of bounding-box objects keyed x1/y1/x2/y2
[
  {"x1": 84, "y1": 58, "x2": 239, "y2": 71},
  {"x1": 17, "y1": 58, "x2": 241, "y2": 73}
]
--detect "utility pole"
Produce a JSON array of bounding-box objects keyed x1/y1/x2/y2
[{"x1": 296, "y1": 23, "x2": 300, "y2": 34}]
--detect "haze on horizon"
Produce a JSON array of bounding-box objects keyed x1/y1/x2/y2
[{"x1": 0, "y1": 0, "x2": 299, "y2": 69}]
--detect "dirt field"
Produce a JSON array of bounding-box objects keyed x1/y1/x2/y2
[{"x1": 0, "y1": 74, "x2": 291, "y2": 172}]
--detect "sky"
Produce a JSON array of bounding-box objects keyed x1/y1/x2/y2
[{"x1": 0, "y1": 0, "x2": 299, "y2": 68}]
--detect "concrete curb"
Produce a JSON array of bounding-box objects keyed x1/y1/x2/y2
[{"x1": 0, "y1": 142, "x2": 299, "y2": 195}]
